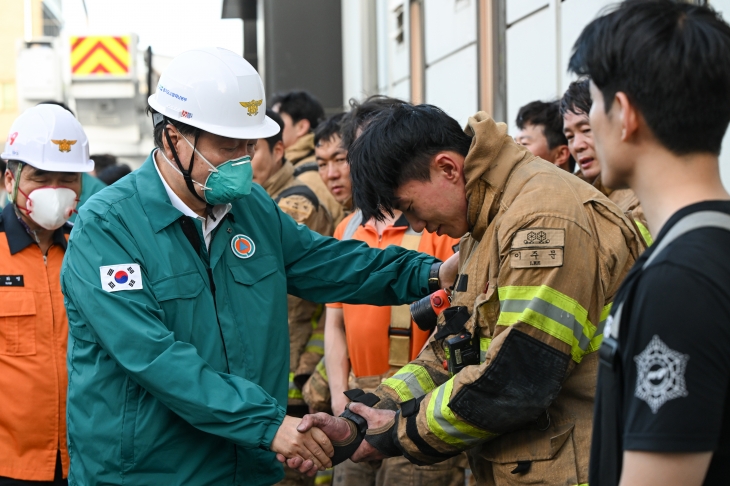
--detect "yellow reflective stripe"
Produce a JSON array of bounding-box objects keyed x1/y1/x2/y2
[
  {"x1": 587, "y1": 303, "x2": 613, "y2": 353},
  {"x1": 315, "y1": 357, "x2": 328, "y2": 380},
  {"x1": 497, "y1": 285, "x2": 596, "y2": 363},
  {"x1": 426, "y1": 377, "x2": 496, "y2": 448},
  {"x1": 305, "y1": 332, "x2": 325, "y2": 355},
  {"x1": 382, "y1": 363, "x2": 436, "y2": 402},
  {"x1": 635, "y1": 220, "x2": 653, "y2": 246},
  {"x1": 288, "y1": 372, "x2": 303, "y2": 399},
  {"x1": 315, "y1": 469, "x2": 333, "y2": 485},
  {"x1": 479, "y1": 338, "x2": 491, "y2": 363}
]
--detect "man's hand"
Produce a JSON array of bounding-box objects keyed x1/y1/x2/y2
[
  {"x1": 270, "y1": 415, "x2": 334, "y2": 476},
  {"x1": 348, "y1": 402, "x2": 395, "y2": 462},
  {"x1": 295, "y1": 403, "x2": 397, "y2": 464},
  {"x1": 439, "y1": 251, "x2": 459, "y2": 290}
]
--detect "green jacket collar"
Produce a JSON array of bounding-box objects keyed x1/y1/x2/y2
[{"x1": 136, "y1": 151, "x2": 186, "y2": 234}]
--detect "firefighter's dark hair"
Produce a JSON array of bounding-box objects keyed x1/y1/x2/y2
[
  {"x1": 262, "y1": 109, "x2": 285, "y2": 154},
  {"x1": 270, "y1": 90, "x2": 325, "y2": 131},
  {"x1": 314, "y1": 113, "x2": 346, "y2": 147},
  {"x1": 559, "y1": 79, "x2": 592, "y2": 118},
  {"x1": 340, "y1": 95, "x2": 409, "y2": 150},
  {"x1": 518, "y1": 100, "x2": 575, "y2": 172},
  {"x1": 349, "y1": 104, "x2": 472, "y2": 223},
  {"x1": 569, "y1": 0, "x2": 730, "y2": 155}
]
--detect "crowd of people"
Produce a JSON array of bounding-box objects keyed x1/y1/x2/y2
[{"x1": 1, "y1": 1, "x2": 730, "y2": 486}]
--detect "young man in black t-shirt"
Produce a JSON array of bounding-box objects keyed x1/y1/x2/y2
[{"x1": 568, "y1": 2, "x2": 730, "y2": 485}]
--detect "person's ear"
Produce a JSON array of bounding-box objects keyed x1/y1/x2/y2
[
  {"x1": 294, "y1": 119, "x2": 311, "y2": 138},
  {"x1": 4, "y1": 169, "x2": 13, "y2": 194},
  {"x1": 273, "y1": 140, "x2": 286, "y2": 164},
  {"x1": 616, "y1": 92, "x2": 639, "y2": 143},
  {"x1": 161, "y1": 124, "x2": 185, "y2": 160},
  {"x1": 553, "y1": 145, "x2": 571, "y2": 169},
  {"x1": 433, "y1": 152, "x2": 462, "y2": 184}
]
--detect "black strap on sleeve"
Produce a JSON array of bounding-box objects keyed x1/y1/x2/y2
[
  {"x1": 292, "y1": 160, "x2": 318, "y2": 177},
  {"x1": 274, "y1": 185, "x2": 320, "y2": 211},
  {"x1": 434, "y1": 306, "x2": 471, "y2": 341}
]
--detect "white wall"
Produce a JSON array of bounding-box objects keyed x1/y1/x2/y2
[
  {"x1": 505, "y1": 0, "x2": 614, "y2": 135},
  {"x1": 423, "y1": 0, "x2": 477, "y2": 126},
  {"x1": 710, "y1": 0, "x2": 730, "y2": 190}
]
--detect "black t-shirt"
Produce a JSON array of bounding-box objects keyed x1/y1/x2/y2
[{"x1": 591, "y1": 201, "x2": 730, "y2": 486}]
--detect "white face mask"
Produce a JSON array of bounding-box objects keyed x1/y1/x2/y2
[{"x1": 17, "y1": 187, "x2": 79, "y2": 230}]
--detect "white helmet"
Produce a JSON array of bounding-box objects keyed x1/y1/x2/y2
[
  {"x1": 148, "y1": 47, "x2": 280, "y2": 140},
  {"x1": 1, "y1": 104, "x2": 94, "y2": 173}
]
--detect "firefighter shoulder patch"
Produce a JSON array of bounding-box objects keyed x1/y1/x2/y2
[
  {"x1": 277, "y1": 195, "x2": 315, "y2": 224},
  {"x1": 99, "y1": 264, "x2": 144, "y2": 292}
]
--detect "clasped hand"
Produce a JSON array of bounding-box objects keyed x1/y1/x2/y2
[
  {"x1": 276, "y1": 402, "x2": 396, "y2": 472},
  {"x1": 271, "y1": 415, "x2": 334, "y2": 477}
]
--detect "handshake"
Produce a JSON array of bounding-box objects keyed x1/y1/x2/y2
[{"x1": 270, "y1": 396, "x2": 397, "y2": 477}]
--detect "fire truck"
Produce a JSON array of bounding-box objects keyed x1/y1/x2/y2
[{"x1": 16, "y1": 34, "x2": 156, "y2": 167}]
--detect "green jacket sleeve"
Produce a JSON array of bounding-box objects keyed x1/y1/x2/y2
[
  {"x1": 61, "y1": 214, "x2": 286, "y2": 450},
  {"x1": 275, "y1": 201, "x2": 438, "y2": 305}
]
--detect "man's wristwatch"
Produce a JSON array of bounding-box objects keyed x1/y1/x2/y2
[{"x1": 428, "y1": 262, "x2": 442, "y2": 293}]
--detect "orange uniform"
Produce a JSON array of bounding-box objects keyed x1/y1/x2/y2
[
  {"x1": 0, "y1": 203, "x2": 70, "y2": 481},
  {"x1": 328, "y1": 212, "x2": 458, "y2": 378}
]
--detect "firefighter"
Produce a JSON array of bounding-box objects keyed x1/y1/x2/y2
[
  {"x1": 561, "y1": 79, "x2": 652, "y2": 246},
  {"x1": 0, "y1": 104, "x2": 95, "y2": 485},
  {"x1": 271, "y1": 91, "x2": 343, "y2": 226},
  {"x1": 298, "y1": 104, "x2": 644, "y2": 486},
  {"x1": 251, "y1": 109, "x2": 333, "y2": 486},
  {"x1": 60, "y1": 47, "x2": 453, "y2": 486}
]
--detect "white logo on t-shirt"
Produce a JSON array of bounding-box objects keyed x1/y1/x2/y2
[{"x1": 634, "y1": 335, "x2": 689, "y2": 413}]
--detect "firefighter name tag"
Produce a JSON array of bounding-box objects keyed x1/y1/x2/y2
[{"x1": 510, "y1": 248, "x2": 564, "y2": 268}]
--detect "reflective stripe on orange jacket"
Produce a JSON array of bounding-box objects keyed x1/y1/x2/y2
[{"x1": 0, "y1": 203, "x2": 70, "y2": 481}]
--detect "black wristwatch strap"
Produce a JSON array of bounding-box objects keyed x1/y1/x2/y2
[{"x1": 428, "y1": 262, "x2": 442, "y2": 293}]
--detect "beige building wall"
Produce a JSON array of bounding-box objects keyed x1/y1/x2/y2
[{"x1": 0, "y1": 0, "x2": 43, "y2": 138}]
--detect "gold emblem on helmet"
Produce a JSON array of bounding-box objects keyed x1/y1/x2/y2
[
  {"x1": 51, "y1": 139, "x2": 77, "y2": 153},
  {"x1": 239, "y1": 99, "x2": 263, "y2": 117}
]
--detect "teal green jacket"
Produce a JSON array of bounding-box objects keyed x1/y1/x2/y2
[
  {"x1": 68, "y1": 172, "x2": 106, "y2": 223},
  {"x1": 60, "y1": 154, "x2": 436, "y2": 486}
]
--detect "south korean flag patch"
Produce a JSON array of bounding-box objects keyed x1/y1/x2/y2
[{"x1": 100, "y1": 264, "x2": 144, "y2": 292}]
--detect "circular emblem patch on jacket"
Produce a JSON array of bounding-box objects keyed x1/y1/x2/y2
[{"x1": 231, "y1": 234, "x2": 255, "y2": 259}]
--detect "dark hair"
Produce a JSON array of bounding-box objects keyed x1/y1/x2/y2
[
  {"x1": 559, "y1": 79, "x2": 592, "y2": 117},
  {"x1": 269, "y1": 90, "x2": 324, "y2": 130},
  {"x1": 349, "y1": 104, "x2": 472, "y2": 222},
  {"x1": 146, "y1": 106, "x2": 200, "y2": 149},
  {"x1": 97, "y1": 164, "x2": 132, "y2": 185},
  {"x1": 517, "y1": 100, "x2": 570, "y2": 150},
  {"x1": 568, "y1": 0, "x2": 730, "y2": 155},
  {"x1": 340, "y1": 95, "x2": 409, "y2": 150},
  {"x1": 90, "y1": 154, "x2": 118, "y2": 173},
  {"x1": 262, "y1": 109, "x2": 285, "y2": 153},
  {"x1": 314, "y1": 113, "x2": 346, "y2": 147}
]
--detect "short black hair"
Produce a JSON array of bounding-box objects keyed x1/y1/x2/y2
[
  {"x1": 517, "y1": 100, "x2": 570, "y2": 150},
  {"x1": 340, "y1": 95, "x2": 409, "y2": 150},
  {"x1": 261, "y1": 109, "x2": 285, "y2": 153},
  {"x1": 146, "y1": 106, "x2": 200, "y2": 149},
  {"x1": 559, "y1": 79, "x2": 592, "y2": 117},
  {"x1": 97, "y1": 164, "x2": 132, "y2": 185},
  {"x1": 568, "y1": 0, "x2": 730, "y2": 155},
  {"x1": 269, "y1": 90, "x2": 324, "y2": 130},
  {"x1": 90, "y1": 154, "x2": 118, "y2": 173},
  {"x1": 349, "y1": 104, "x2": 472, "y2": 222},
  {"x1": 314, "y1": 113, "x2": 346, "y2": 147},
  {"x1": 518, "y1": 100, "x2": 575, "y2": 171}
]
